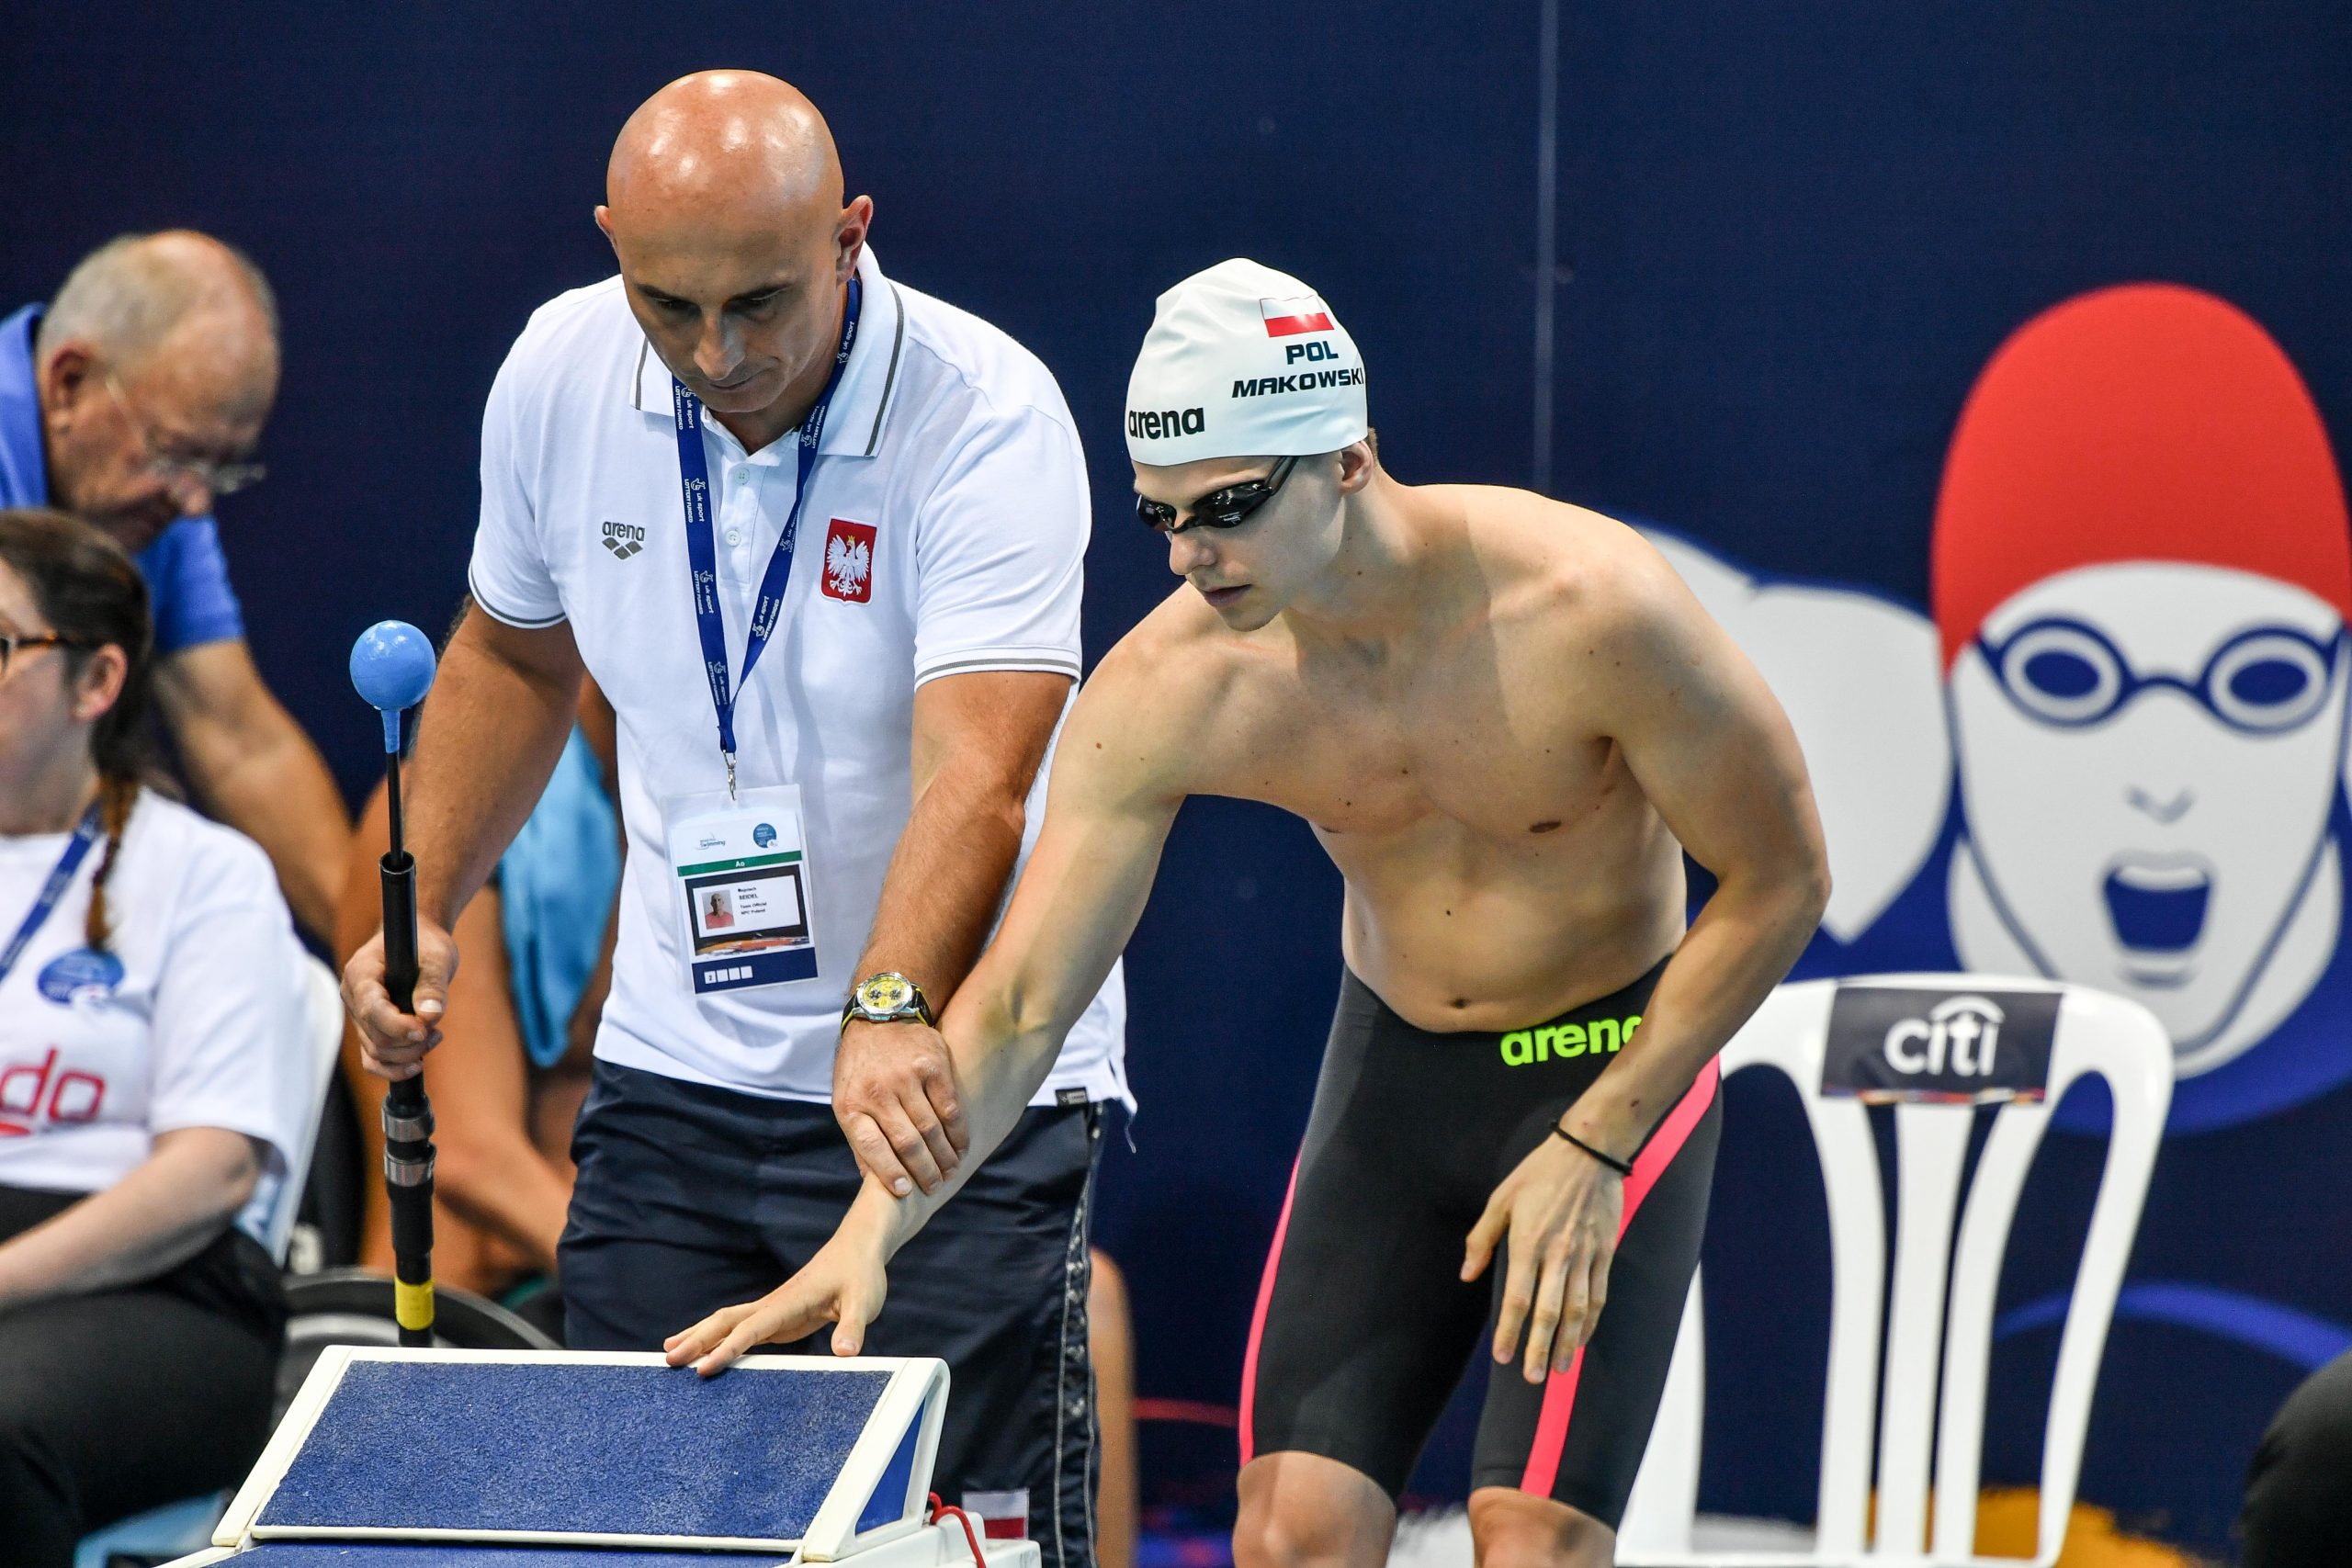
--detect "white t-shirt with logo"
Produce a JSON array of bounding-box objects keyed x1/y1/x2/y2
[
  {"x1": 0, "y1": 793, "x2": 312, "y2": 1245},
  {"x1": 467, "y1": 244, "x2": 1128, "y2": 1106}
]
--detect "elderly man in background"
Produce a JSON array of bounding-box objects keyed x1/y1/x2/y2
[{"x1": 0, "y1": 231, "x2": 348, "y2": 941}]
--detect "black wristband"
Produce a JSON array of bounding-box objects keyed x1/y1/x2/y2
[{"x1": 1551, "y1": 1121, "x2": 1634, "y2": 1178}]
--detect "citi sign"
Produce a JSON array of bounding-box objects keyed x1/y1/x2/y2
[
  {"x1": 1822, "y1": 984, "x2": 2056, "y2": 1104},
  {"x1": 1882, "y1": 996, "x2": 2006, "y2": 1077}
]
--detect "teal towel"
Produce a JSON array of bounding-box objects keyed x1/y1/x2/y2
[{"x1": 498, "y1": 728, "x2": 621, "y2": 1069}]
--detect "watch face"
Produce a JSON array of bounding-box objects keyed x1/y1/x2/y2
[{"x1": 858, "y1": 974, "x2": 913, "y2": 1014}]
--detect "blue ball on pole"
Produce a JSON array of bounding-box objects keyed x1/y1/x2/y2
[{"x1": 349, "y1": 620, "x2": 437, "y2": 752}]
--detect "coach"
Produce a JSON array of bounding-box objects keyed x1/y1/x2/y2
[{"x1": 345, "y1": 71, "x2": 1126, "y2": 1564}]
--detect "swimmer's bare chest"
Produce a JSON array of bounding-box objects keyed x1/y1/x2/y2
[{"x1": 1195, "y1": 615, "x2": 1687, "y2": 1031}]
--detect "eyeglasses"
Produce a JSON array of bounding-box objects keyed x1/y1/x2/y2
[
  {"x1": 1977, "y1": 617, "x2": 2346, "y2": 735},
  {"x1": 0, "y1": 632, "x2": 89, "y2": 681},
  {"x1": 103, "y1": 372, "x2": 267, "y2": 498},
  {"x1": 1136, "y1": 455, "x2": 1300, "y2": 536}
]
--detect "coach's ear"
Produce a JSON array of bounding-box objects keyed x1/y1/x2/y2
[
  {"x1": 1336, "y1": 437, "x2": 1378, "y2": 493},
  {"x1": 833, "y1": 194, "x2": 873, "y2": 283}
]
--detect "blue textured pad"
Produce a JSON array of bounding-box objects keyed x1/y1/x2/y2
[
  {"x1": 258, "y1": 1361, "x2": 892, "y2": 1540},
  {"x1": 220, "y1": 1547, "x2": 786, "y2": 1565}
]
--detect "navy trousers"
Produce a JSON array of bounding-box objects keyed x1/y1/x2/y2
[{"x1": 560, "y1": 1061, "x2": 1103, "y2": 1568}]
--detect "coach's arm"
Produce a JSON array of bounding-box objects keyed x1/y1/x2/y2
[
  {"x1": 830, "y1": 668, "x2": 1078, "y2": 1196},
  {"x1": 665, "y1": 647, "x2": 1184, "y2": 1372},
  {"x1": 344, "y1": 604, "x2": 585, "y2": 1077}
]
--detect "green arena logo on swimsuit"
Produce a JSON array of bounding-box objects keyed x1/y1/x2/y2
[{"x1": 1498, "y1": 1016, "x2": 1641, "y2": 1066}]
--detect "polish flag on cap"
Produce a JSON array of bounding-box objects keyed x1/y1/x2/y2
[
  {"x1": 1932, "y1": 282, "x2": 2352, "y2": 668},
  {"x1": 1260, "y1": 296, "x2": 1335, "y2": 337},
  {"x1": 1127, "y1": 259, "x2": 1368, "y2": 464}
]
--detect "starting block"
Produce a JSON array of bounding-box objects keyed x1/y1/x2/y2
[{"x1": 164, "y1": 1348, "x2": 1037, "y2": 1568}]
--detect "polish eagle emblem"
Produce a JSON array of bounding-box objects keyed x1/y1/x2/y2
[{"x1": 825, "y1": 531, "x2": 872, "y2": 598}]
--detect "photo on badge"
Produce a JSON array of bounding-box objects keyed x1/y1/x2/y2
[{"x1": 686, "y1": 864, "x2": 803, "y2": 953}]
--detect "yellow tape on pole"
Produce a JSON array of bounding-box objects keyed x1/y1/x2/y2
[{"x1": 395, "y1": 1277, "x2": 435, "y2": 1332}]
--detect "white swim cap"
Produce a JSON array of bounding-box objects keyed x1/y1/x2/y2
[{"x1": 1125, "y1": 258, "x2": 1368, "y2": 466}]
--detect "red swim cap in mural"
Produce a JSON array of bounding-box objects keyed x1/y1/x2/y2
[{"x1": 1931, "y1": 283, "x2": 2352, "y2": 668}]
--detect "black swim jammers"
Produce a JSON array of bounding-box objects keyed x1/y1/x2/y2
[{"x1": 1239, "y1": 957, "x2": 1720, "y2": 1529}]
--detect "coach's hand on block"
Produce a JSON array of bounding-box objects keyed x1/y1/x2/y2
[
  {"x1": 834, "y1": 1020, "x2": 970, "y2": 1197},
  {"x1": 1462, "y1": 1129, "x2": 1628, "y2": 1385},
  {"x1": 665, "y1": 1224, "x2": 890, "y2": 1377},
  {"x1": 343, "y1": 919, "x2": 459, "y2": 1080}
]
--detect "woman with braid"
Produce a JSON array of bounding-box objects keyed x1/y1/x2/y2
[{"x1": 0, "y1": 507, "x2": 312, "y2": 1565}]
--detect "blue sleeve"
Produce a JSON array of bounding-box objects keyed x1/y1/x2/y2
[{"x1": 135, "y1": 516, "x2": 245, "y2": 653}]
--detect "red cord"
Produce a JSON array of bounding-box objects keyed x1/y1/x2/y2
[{"x1": 929, "y1": 1491, "x2": 989, "y2": 1568}]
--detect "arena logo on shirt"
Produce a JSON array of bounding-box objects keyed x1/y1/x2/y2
[
  {"x1": 36, "y1": 947, "x2": 125, "y2": 1009},
  {"x1": 0, "y1": 1048, "x2": 107, "y2": 1134},
  {"x1": 822, "y1": 519, "x2": 876, "y2": 603},
  {"x1": 601, "y1": 520, "x2": 646, "y2": 559}
]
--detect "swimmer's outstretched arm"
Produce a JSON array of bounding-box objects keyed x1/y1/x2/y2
[
  {"x1": 1468, "y1": 536, "x2": 1832, "y2": 1382},
  {"x1": 666, "y1": 648, "x2": 1191, "y2": 1373}
]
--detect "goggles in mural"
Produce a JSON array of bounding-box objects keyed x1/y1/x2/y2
[{"x1": 1976, "y1": 617, "x2": 2345, "y2": 734}]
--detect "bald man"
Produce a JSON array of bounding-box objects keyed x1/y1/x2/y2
[
  {"x1": 0, "y1": 232, "x2": 350, "y2": 941},
  {"x1": 345, "y1": 72, "x2": 1126, "y2": 1562}
]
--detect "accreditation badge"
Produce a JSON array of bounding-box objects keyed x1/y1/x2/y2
[{"x1": 661, "y1": 785, "x2": 820, "y2": 995}]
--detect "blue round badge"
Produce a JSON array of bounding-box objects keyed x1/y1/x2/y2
[
  {"x1": 37, "y1": 948, "x2": 125, "y2": 1006},
  {"x1": 752, "y1": 823, "x2": 777, "y2": 848}
]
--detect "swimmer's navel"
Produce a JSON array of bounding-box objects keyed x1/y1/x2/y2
[{"x1": 1529, "y1": 820, "x2": 1562, "y2": 834}]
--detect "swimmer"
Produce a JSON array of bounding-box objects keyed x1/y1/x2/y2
[{"x1": 669, "y1": 260, "x2": 1831, "y2": 1568}]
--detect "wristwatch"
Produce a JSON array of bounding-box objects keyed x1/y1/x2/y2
[{"x1": 842, "y1": 971, "x2": 935, "y2": 1032}]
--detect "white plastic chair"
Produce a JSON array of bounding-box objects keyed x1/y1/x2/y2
[
  {"x1": 1616, "y1": 975, "x2": 2172, "y2": 1568},
  {"x1": 74, "y1": 953, "x2": 346, "y2": 1568},
  {"x1": 263, "y1": 955, "x2": 350, "y2": 1268}
]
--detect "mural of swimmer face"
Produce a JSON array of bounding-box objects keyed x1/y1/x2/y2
[{"x1": 1936, "y1": 285, "x2": 2352, "y2": 1072}]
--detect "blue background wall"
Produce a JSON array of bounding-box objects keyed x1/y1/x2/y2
[{"x1": 7, "y1": 3, "x2": 2348, "y2": 1552}]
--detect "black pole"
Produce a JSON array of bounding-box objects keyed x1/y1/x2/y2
[
  {"x1": 386, "y1": 736, "x2": 406, "y2": 863},
  {"x1": 379, "y1": 747, "x2": 435, "y2": 1348}
]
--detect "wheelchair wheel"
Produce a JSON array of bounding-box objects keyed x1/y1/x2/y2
[{"x1": 276, "y1": 1267, "x2": 561, "y2": 1422}]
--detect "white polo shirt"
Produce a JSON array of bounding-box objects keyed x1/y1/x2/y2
[
  {"x1": 0, "y1": 793, "x2": 311, "y2": 1246},
  {"x1": 467, "y1": 245, "x2": 1127, "y2": 1106}
]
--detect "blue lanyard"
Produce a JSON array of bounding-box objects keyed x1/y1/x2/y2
[
  {"x1": 0, "y1": 805, "x2": 102, "y2": 985},
  {"x1": 673, "y1": 277, "x2": 863, "y2": 797}
]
